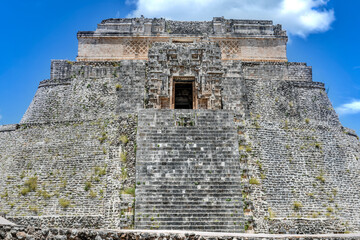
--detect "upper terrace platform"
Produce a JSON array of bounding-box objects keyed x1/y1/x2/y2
[{"x1": 77, "y1": 17, "x2": 288, "y2": 62}]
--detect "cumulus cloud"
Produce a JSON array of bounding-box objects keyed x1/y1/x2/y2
[
  {"x1": 127, "y1": 0, "x2": 335, "y2": 37},
  {"x1": 336, "y1": 100, "x2": 360, "y2": 115}
]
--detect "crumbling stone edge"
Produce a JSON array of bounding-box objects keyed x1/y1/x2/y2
[{"x1": 1, "y1": 224, "x2": 360, "y2": 240}]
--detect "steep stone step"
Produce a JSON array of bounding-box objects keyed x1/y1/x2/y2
[{"x1": 135, "y1": 109, "x2": 245, "y2": 232}]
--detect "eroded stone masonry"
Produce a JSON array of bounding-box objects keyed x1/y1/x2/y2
[{"x1": 0, "y1": 17, "x2": 360, "y2": 235}]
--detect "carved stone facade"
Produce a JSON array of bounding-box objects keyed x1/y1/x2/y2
[
  {"x1": 77, "y1": 17, "x2": 287, "y2": 62},
  {"x1": 146, "y1": 42, "x2": 223, "y2": 110}
]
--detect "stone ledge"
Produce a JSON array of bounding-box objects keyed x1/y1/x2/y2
[
  {"x1": 1, "y1": 225, "x2": 360, "y2": 240},
  {"x1": 6, "y1": 215, "x2": 104, "y2": 229},
  {"x1": 0, "y1": 124, "x2": 18, "y2": 132}
]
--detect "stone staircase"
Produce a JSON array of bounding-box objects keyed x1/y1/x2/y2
[{"x1": 135, "y1": 109, "x2": 245, "y2": 232}]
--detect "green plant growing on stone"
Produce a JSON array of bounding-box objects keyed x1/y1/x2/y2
[
  {"x1": 305, "y1": 118, "x2": 310, "y2": 124},
  {"x1": 20, "y1": 176, "x2": 38, "y2": 195},
  {"x1": 89, "y1": 190, "x2": 97, "y2": 198},
  {"x1": 59, "y1": 198, "x2": 71, "y2": 208},
  {"x1": 84, "y1": 181, "x2": 92, "y2": 191},
  {"x1": 94, "y1": 166, "x2": 106, "y2": 177},
  {"x1": 327, "y1": 207, "x2": 334, "y2": 213},
  {"x1": 245, "y1": 146, "x2": 252, "y2": 153},
  {"x1": 284, "y1": 119, "x2": 289, "y2": 130},
  {"x1": 307, "y1": 192, "x2": 315, "y2": 198},
  {"x1": 98, "y1": 132, "x2": 107, "y2": 144},
  {"x1": 0, "y1": 190, "x2": 8, "y2": 198},
  {"x1": 332, "y1": 188, "x2": 338, "y2": 196},
  {"x1": 121, "y1": 167, "x2": 127, "y2": 180},
  {"x1": 293, "y1": 201, "x2": 303, "y2": 210},
  {"x1": 120, "y1": 151, "x2": 127, "y2": 163},
  {"x1": 25, "y1": 177, "x2": 38, "y2": 191},
  {"x1": 115, "y1": 84, "x2": 122, "y2": 90},
  {"x1": 254, "y1": 121, "x2": 260, "y2": 129},
  {"x1": 37, "y1": 189, "x2": 52, "y2": 199},
  {"x1": 310, "y1": 212, "x2": 319, "y2": 218},
  {"x1": 315, "y1": 142, "x2": 322, "y2": 150},
  {"x1": 268, "y1": 208, "x2": 275, "y2": 219},
  {"x1": 316, "y1": 171, "x2": 326, "y2": 183},
  {"x1": 60, "y1": 179, "x2": 67, "y2": 188},
  {"x1": 29, "y1": 205, "x2": 39, "y2": 214},
  {"x1": 255, "y1": 160, "x2": 263, "y2": 170},
  {"x1": 120, "y1": 135, "x2": 128, "y2": 144},
  {"x1": 122, "y1": 187, "x2": 135, "y2": 197},
  {"x1": 249, "y1": 178, "x2": 260, "y2": 185}
]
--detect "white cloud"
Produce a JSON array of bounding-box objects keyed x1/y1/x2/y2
[
  {"x1": 127, "y1": 0, "x2": 335, "y2": 37},
  {"x1": 336, "y1": 100, "x2": 360, "y2": 115}
]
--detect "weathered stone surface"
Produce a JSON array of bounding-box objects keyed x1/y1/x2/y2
[
  {"x1": 1, "y1": 225, "x2": 360, "y2": 240},
  {"x1": 135, "y1": 110, "x2": 244, "y2": 231},
  {"x1": 77, "y1": 17, "x2": 287, "y2": 62},
  {"x1": 0, "y1": 17, "x2": 359, "y2": 235},
  {"x1": 0, "y1": 116, "x2": 137, "y2": 229}
]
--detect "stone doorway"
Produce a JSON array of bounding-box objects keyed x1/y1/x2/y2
[{"x1": 174, "y1": 82, "x2": 193, "y2": 109}]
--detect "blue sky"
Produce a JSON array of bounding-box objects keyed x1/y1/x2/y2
[{"x1": 0, "y1": 0, "x2": 359, "y2": 134}]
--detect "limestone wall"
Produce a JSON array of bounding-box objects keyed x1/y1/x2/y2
[
  {"x1": 0, "y1": 115, "x2": 137, "y2": 229},
  {"x1": 21, "y1": 60, "x2": 145, "y2": 124},
  {"x1": 244, "y1": 79, "x2": 338, "y2": 125},
  {"x1": 242, "y1": 62, "x2": 312, "y2": 81},
  {"x1": 1, "y1": 47, "x2": 360, "y2": 234},
  {"x1": 239, "y1": 78, "x2": 360, "y2": 233}
]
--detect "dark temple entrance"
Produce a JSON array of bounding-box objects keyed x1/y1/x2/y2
[{"x1": 174, "y1": 83, "x2": 193, "y2": 109}]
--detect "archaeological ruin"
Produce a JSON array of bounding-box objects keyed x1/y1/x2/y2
[{"x1": 0, "y1": 17, "x2": 360, "y2": 237}]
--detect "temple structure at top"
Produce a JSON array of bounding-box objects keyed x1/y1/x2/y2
[{"x1": 77, "y1": 17, "x2": 288, "y2": 62}]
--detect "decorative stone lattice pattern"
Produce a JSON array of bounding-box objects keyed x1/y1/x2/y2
[
  {"x1": 124, "y1": 39, "x2": 153, "y2": 57},
  {"x1": 219, "y1": 40, "x2": 241, "y2": 59}
]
